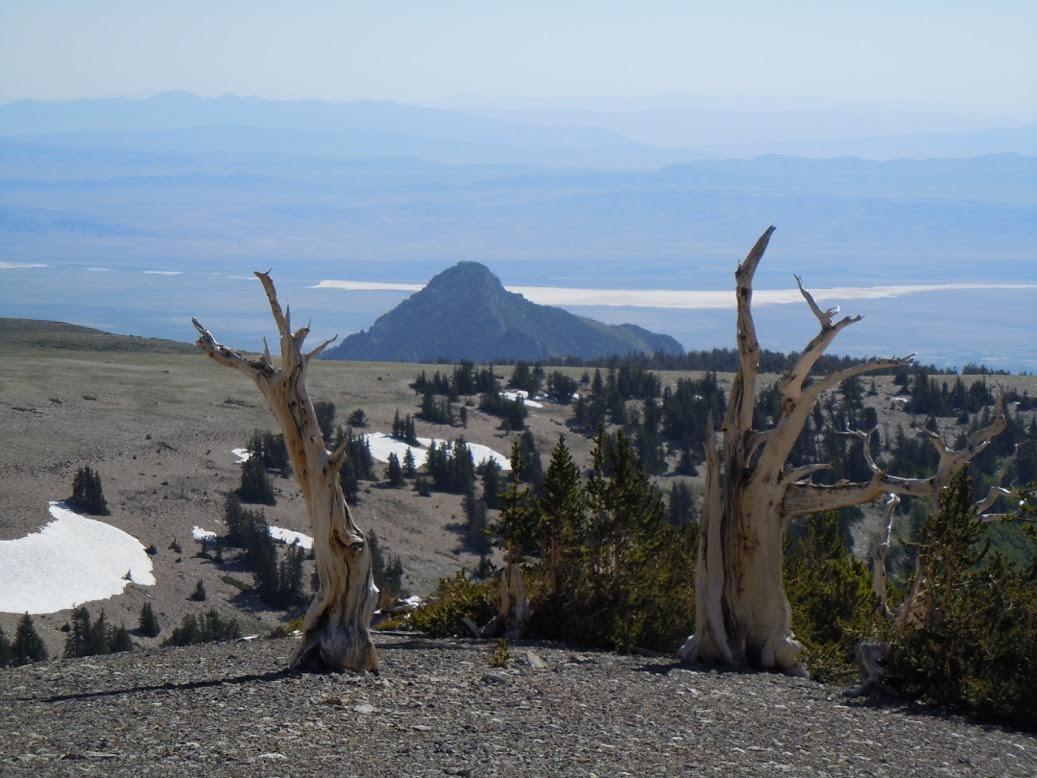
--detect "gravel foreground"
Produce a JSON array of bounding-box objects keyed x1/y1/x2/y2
[{"x1": 1, "y1": 635, "x2": 1034, "y2": 777}]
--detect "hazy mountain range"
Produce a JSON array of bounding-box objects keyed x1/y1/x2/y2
[
  {"x1": 0, "y1": 92, "x2": 1033, "y2": 369},
  {"x1": 0, "y1": 91, "x2": 695, "y2": 169}
]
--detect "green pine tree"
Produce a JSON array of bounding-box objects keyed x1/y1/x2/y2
[
  {"x1": 69, "y1": 466, "x2": 109, "y2": 515},
  {"x1": 109, "y1": 624, "x2": 133, "y2": 653},
  {"x1": 88, "y1": 610, "x2": 111, "y2": 656},
  {"x1": 138, "y1": 603, "x2": 161, "y2": 637},
  {"x1": 402, "y1": 448, "x2": 417, "y2": 478},
  {"x1": 238, "y1": 455, "x2": 276, "y2": 505},
  {"x1": 386, "y1": 453, "x2": 404, "y2": 487},
  {"x1": 536, "y1": 435, "x2": 585, "y2": 598},
  {"x1": 64, "y1": 606, "x2": 93, "y2": 657},
  {"x1": 888, "y1": 469, "x2": 1037, "y2": 727},
  {"x1": 313, "y1": 400, "x2": 336, "y2": 444},
  {"x1": 12, "y1": 613, "x2": 47, "y2": 666},
  {"x1": 0, "y1": 626, "x2": 12, "y2": 667}
]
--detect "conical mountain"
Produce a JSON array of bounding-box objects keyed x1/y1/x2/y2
[{"x1": 323, "y1": 262, "x2": 684, "y2": 362}]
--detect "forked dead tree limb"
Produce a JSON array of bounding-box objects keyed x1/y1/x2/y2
[
  {"x1": 868, "y1": 439, "x2": 1029, "y2": 631},
  {"x1": 193, "y1": 272, "x2": 378, "y2": 673},
  {"x1": 679, "y1": 227, "x2": 1009, "y2": 674}
]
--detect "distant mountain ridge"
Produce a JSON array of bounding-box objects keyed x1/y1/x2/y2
[
  {"x1": 322, "y1": 262, "x2": 684, "y2": 362},
  {"x1": 0, "y1": 91, "x2": 700, "y2": 169},
  {"x1": 0, "y1": 318, "x2": 194, "y2": 353}
]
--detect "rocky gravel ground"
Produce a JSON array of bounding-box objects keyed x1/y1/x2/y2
[{"x1": 1, "y1": 635, "x2": 1035, "y2": 777}]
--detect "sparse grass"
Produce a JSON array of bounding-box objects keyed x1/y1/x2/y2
[{"x1": 487, "y1": 638, "x2": 509, "y2": 668}]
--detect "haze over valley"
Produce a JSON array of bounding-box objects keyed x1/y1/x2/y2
[{"x1": 1, "y1": 93, "x2": 1034, "y2": 369}]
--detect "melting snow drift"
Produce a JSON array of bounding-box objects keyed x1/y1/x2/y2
[
  {"x1": 269, "y1": 526, "x2": 313, "y2": 550},
  {"x1": 194, "y1": 523, "x2": 312, "y2": 550},
  {"x1": 501, "y1": 390, "x2": 544, "y2": 409},
  {"x1": 0, "y1": 502, "x2": 156, "y2": 614},
  {"x1": 363, "y1": 432, "x2": 510, "y2": 471},
  {"x1": 192, "y1": 526, "x2": 217, "y2": 541}
]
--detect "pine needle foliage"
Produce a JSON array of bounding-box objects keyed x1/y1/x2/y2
[
  {"x1": 0, "y1": 627, "x2": 12, "y2": 668},
  {"x1": 138, "y1": 603, "x2": 161, "y2": 637},
  {"x1": 783, "y1": 513, "x2": 880, "y2": 682},
  {"x1": 887, "y1": 471, "x2": 1037, "y2": 728},
  {"x1": 414, "y1": 431, "x2": 697, "y2": 653},
  {"x1": 163, "y1": 609, "x2": 241, "y2": 647},
  {"x1": 64, "y1": 607, "x2": 135, "y2": 658},
  {"x1": 12, "y1": 613, "x2": 48, "y2": 666},
  {"x1": 409, "y1": 571, "x2": 497, "y2": 637},
  {"x1": 69, "y1": 466, "x2": 109, "y2": 515}
]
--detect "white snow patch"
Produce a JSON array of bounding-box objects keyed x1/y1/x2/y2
[
  {"x1": 0, "y1": 262, "x2": 47, "y2": 270},
  {"x1": 312, "y1": 278, "x2": 1037, "y2": 310},
  {"x1": 0, "y1": 502, "x2": 155, "y2": 614},
  {"x1": 312, "y1": 280, "x2": 423, "y2": 292},
  {"x1": 193, "y1": 522, "x2": 310, "y2": 550},
  {"x1": 501, "y1": 390, "x2": 544, "y2": 409},
  {"x1": 362, "y1": 432, "x2": 510, "y2": 471},
  {"x1": 231, "y1": 447, "x2": 251, "y2": 463},
  {"x1": 268, "y1": 526, "x2": 313, "y2": 550}
]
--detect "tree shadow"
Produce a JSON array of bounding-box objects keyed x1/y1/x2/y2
[
  {"x1": 21, "y1": 669, "x2": 295, "y2": 704},
  {"x1": 632, "y1": 659, "x2": 763, "y2": 677}
]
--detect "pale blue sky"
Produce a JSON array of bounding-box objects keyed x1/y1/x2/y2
[{"x1": 1, "y1": 1, "x2": 1034, "y2": 124}]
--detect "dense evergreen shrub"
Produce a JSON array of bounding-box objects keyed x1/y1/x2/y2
[
  {"x1": 369, "y1": 531, "x2": 407, "y2": 608},
  {"x1": 886, "y1": 473, "x2": 1037, "y2": 728},
  {"x1": 12, "y1": 613, "x2": 48, "y2": 666},
  {"x1": 425, "y1": 438, "x2": 477, "y2": 494},
  {"x1": 0, "y1": 627, "x2": 12, "y2": 667},
  {"x1": 163, "y1": 610, "x2": 241, "y2": 646},
  {"x1": 409, "y1": 571, "x2": 497, "y2": 637},
  {"x1": 237, "y1": 455, "x2": 276, "y2": 505},
  {"x1": 666, "y1": 482, "x2": 697, "y2": 527},
  {"x1": 221, "y1": 496, "x2": 305, "y2": 608},
  {"x1": 478, "y1": 391, "x2": 527, "y2": 430},
  {"x1": 783, "y1": 513, "x2": 880, "y2": 682},
  {"x1": 480, "y1": 460, "x2": 503, "y2": 509},
  {"x1": 312, "y1": 400, "x2": 336, "y2": 444},
  {"x1": 391, "y1": 410, "x2": 419, "y2": 444},
  {"x1": 69, "y1": 466, "x2": 109, "y2": 515},
  {"x1": 385, "y1": 453, "x2": 404, "y2": 487},
  {"x1": 138, "y1": 603, "x2": 161, "y2": 637},
  {"x1": 64, "y1": 607, "x2": 134, "y2": 658},
  {"x1": 419, "y1": 389, "x2": 454, "y2": 424},
  {"x1": 413, "y1": 432, "x2": 697, "y2": 653},
  {"x1": 246, "y1": 430, "x2": 290, "y2": 474}
]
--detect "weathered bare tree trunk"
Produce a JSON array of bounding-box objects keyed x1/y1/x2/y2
[
  {"x1": 679, "y1": 227, "x2": 1007, "y2": 674},
  {"x1": 498, "y1": 550, "x2": 530, "y2": 639},
  {"x1": 193, "y1": 272, "x2": 378, "y2": 673}
]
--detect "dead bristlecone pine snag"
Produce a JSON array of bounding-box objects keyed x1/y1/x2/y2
[
  {"x1": 681, "y1": 227, "x2": 1010, "y2": 676},
  {"x1": 192, "y1": 272, "x2": 378, "y2": 673}
]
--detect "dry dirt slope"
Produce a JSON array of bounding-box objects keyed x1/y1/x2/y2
[
  {"x1": 1, "y1": 635, "x2": 1036, "y2": 777},
  {"x1": 3, "y1": 333, "x2": 1035, "y2": 657},
  {"x1": 0, "y1": 338, "x2": 613, "y2": 653}
]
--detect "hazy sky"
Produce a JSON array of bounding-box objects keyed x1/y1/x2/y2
[{"x1": 1, "y1": 1, "x2": 1035, "y2": 123}]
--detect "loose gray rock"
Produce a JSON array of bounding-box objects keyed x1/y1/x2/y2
[{"x1": 0, "y1": 636, "x2": 1034, "y2": 777}]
